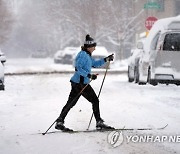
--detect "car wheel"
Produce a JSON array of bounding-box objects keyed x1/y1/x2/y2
[
  {"x1": 134, "y1": 66, "x2": 139, "y2": 83},
  {"x1": 175, "y1": 81, "x2": 180, "y2": 86},
  {"x1": 148, "y1": 68, "x2": 158, "y2": 86},
  {"x1": 138, "y1": 82, "x2": 146, "y2": 85},
  {"x1": 128, "y1": 66, "x2": 134, "y2": 82},
  {"x1": 0, "y1": 84, "x2": 4, "y2": 90}
]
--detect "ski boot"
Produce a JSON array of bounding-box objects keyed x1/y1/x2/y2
[
  {"x1": 55, "y1": 122, "x2": 73, "y2": 132},
  {"x1": 96, "y1": 120, "x2": 115, "y2": 130}
]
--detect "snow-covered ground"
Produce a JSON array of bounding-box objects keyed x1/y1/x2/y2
[{"x1": 0, "y1": 59, "x2": 180, "y2": 154}]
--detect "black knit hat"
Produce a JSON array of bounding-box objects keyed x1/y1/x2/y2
[{"x1": 84, "y1": 34, "x2": 96, "y2": 48}]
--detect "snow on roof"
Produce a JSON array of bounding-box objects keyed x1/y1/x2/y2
[
  {"x1": 144, "y1": 15, "x2": 180, "y2": 52},
  {"x1": 64, "y1": 47, "x2": 80, "y2": 54},
  {"x1": 93, "y1": 46, "x2": 109, "y2": 56}
]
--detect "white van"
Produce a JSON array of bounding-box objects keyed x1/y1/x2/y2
[{"x1": 138, "y1": 16, "x2": 180, "y2": 85}]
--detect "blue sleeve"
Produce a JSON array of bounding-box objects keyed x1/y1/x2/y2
[
  {"x1": 92, "y1": 58, "x2": 105, "y2": 68},
  {"x1": 75, "y1": 52, "x2": 89, "y2": 77}
]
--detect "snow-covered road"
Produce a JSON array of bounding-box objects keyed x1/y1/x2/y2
[{"x1": 0, "y1": 73, "x2": 180, "y2": 154}]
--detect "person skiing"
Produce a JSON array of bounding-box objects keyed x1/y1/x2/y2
[{"x1": 55, "y1": 34, "x2": 114, "y2": 131}]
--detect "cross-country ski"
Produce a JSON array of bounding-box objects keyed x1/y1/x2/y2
[{"x1": 39, "y1": 124, "x2": 168, "y2": 135}]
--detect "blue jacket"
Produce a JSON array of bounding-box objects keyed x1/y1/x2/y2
[{"x1": 70, "y1": 50, "x2": 105, "y2": 84}]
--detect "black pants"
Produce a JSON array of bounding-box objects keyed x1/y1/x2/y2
[{"x1": 57, "y1": 82, "x2": 102, "y2": 123}]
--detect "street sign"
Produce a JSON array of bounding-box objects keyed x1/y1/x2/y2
[
  {"x1": 145, "y1": 16, "x2": 158, "y2": 30},
  {"x1": 144, "y1": 2, "x2": 161, "y2": 9}
]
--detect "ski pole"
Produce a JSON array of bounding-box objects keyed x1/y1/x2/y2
[
  {"x1": 42, "y1": 119, "x2": 57, "y2": 135},
  {"x1": 42, "y1": 76, "x2": 97, "y2": 135},
  {"x1": 87, "y1": 60, "x2": 111, "y2": 130}
]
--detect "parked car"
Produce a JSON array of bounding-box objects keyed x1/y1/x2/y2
[
  {"x1": 54, "y1": 47, "x2": 80, "y2": 64},
  {"x1": 128, "y1": 39, "x2": 145, "y2": 82},
  {"x1": 137, "y1": 15, "x2": 180, "y2": 86},
  {"x1": 0, "y1": 49, "x2": 6, "y2": 90}
]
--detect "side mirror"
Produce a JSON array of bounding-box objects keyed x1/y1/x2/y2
[
  {"x1": 0, "y1": 56, "x2": 6, "y2": 64},
  {"x1": 137, "y1": 42, "x2": 144, "y2": 49}
]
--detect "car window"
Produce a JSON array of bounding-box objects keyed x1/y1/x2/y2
[{"x1": 163, "y1": 33, "x2": 180, "y2": 51}]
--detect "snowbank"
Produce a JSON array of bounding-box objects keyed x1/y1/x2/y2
[{"x1": 4, "y1": 58, "x2": 128, "y2": 75}]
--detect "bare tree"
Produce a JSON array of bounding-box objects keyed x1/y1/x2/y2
[
  {"x1": 3, "y1": 0, "x2": 141, "y2": 59},
  {"x1": 0, "y1": 0, "x2": 13, "y2": 45}
]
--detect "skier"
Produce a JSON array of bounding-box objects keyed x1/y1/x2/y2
[{"x1": 55, "y1": 34, "x2": 114, "y2": 131}]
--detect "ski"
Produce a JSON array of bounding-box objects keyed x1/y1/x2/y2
[{"x1": 37, "y1": 124, "x2": 168, "y2": 135}]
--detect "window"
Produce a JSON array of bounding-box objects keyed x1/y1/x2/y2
[{"x1": 163, "y1": 33, "x2": 180, "y2": 51}]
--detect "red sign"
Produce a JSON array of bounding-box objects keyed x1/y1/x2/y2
[{"x1": 145, "y1": 16, "x2": 158, "y2": 30}]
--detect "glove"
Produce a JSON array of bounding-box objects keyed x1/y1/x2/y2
[
  {"x1": 104, "y1": 54, "x2": 114, "y2": 62},
  {"x1": 87, "y1": 74, "x2": 97, "y2": 80}
]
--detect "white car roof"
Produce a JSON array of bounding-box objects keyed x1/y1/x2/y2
[{"x1": 54, "y1": 47, "x2": 80, "y2": 57}]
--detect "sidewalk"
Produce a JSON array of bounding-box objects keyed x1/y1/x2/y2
[{"x1": 4, "y1": 58, "x2": 127, "y2": 76}]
